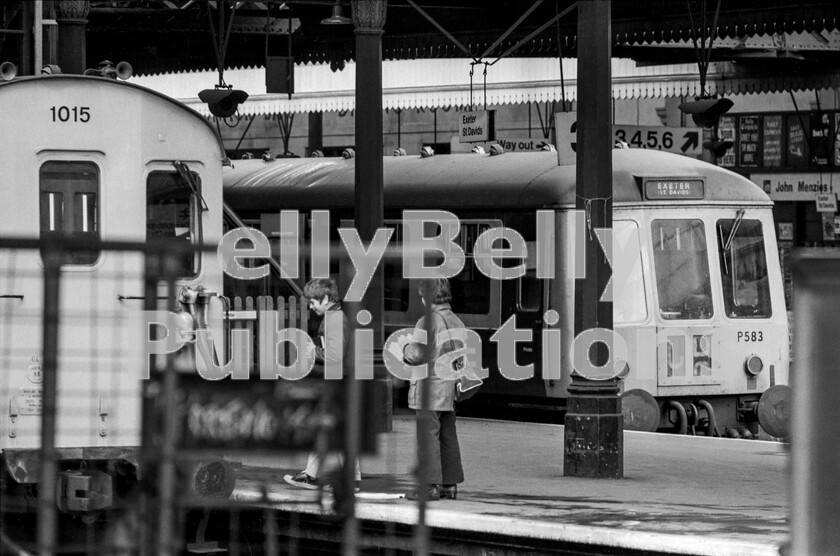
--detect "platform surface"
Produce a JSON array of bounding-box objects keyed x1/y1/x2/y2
[{"x1": 233, "y1": 415, "x2": 789, "y2": 556}]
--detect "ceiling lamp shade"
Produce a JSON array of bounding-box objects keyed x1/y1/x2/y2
[
  {"x1": 678, "y1": 97, "x2": 734, "y2": 128},
  {"x1": 321, "y1": 1, "x2": 352, "y2": 25}
]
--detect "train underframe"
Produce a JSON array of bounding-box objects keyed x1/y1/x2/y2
[{"x1": 457, "y1": 389, "x2": 788, "y2": 439}]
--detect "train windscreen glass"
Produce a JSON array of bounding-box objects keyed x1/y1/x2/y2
[
  {"x1": 39, "y1": 161, "x2": 100, "y2": 265},
  {"x1": 146, "y1": 170, "x2": 201, "y2": 277},
  {"x1": 717, "y1": 219, "x2": 771, "y2": 318},
  {"x1": 651, "y1": 219, "x2": 713, "y2": 320}
]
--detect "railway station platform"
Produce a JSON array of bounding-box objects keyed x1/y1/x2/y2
[{"x1": 233, "y1": 414, "x2": 788, "y2": 555}]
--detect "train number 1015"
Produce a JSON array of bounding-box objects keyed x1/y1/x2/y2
[{"x1": 50, "y1": 106, "x2": 90, "y2": 123}]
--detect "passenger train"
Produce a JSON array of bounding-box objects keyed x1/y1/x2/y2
[
  {"x1": 222, "y1": 146, "x2": 791, "y2": 438},
  {"x1": 0, "y1": 69, "x2": 229, "y2": 523},
  {"x1": 0, "y1": 68, "x2": 790, "y2": 525}
]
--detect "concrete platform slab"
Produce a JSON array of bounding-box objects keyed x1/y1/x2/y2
[{"x1": 233, "y1": 416, "x2": 788, "y2": 555}]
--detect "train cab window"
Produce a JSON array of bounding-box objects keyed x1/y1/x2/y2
[
  {"x1": 651, "y1": 219, "x2": 713, "y2": 320},
  {"x1": 39, "y1": 161, "x2": 100, "y2": 265},
  {"x1": 615, "y1": 221, "x2": 647, "y2": 323},
  {"x1": 146, "y1": 170, "x2": 201, "y2": 277},
  {"x1": 717, "y1": 218, "x2": 771, "y2": 318}
]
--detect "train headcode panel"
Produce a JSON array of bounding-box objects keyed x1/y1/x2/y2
[{"x1": 643, "y1": 178, "x2": 705, "y2": 200}]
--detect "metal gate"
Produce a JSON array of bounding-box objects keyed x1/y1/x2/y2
[{"x1": 0, "y1": 237, "x2": 458, "y2": 555}]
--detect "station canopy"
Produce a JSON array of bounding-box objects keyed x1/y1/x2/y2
[{"x1": 131, "y1": 42, "x2": 840, "y2": 117}]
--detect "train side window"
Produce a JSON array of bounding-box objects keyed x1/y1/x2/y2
[
  {"x1": 717, "y1": 219, "x2": 771, "y2": 318},
  {"x1": 651, "y1": 219, "x2": 713, "y2": 320},
  {"x1": 452, "y1": 222, "x2": 492, "y2": 315},
  {"x1": 615, "y1": 221, "x2": 647, "y2": 323},
  {"x1": 381, "y1": 221, "x2": 410, "y2": 311},
  {"x1": 383, "y1": 220, "x2": 494, "y2": 315},
  {"x1": 39, "y1": 161, "x2": 100, "y2": 265},
  {"x1": 147, "y1": 170, "x2": 201, "y2": 277}
]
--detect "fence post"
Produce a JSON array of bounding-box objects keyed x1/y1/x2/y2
[
  {"x1": 790, "y1": 250, "x2": 840, "y2": 554},
  {"x1": 36, "y1": 247, "x2": 61, "y2": 556}
]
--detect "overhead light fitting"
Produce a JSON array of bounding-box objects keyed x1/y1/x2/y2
[
  {"x1": 321, "y1": 1, "x2": 352, "y2": 25},
  {"x1": 679, "y1": 97, "x2": 734, "y2": 128},
  {"x1": 703, "y1": 138, "x2": 734, "y2": 157},
  {"x1": 198, "y1": 86, "x2": 249, "y2": 118}
]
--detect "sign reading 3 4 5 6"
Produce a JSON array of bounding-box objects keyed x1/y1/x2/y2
[{"x1": 613, "y1": 125, "x2": 701, "y2": 156}]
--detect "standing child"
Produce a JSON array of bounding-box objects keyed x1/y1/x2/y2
[
  {"x1": 284, "y1": 278, "x2": 362, "y2": 492},
  {"x1": 402, "y1": 277, "x2": 465, "y2": 501}
]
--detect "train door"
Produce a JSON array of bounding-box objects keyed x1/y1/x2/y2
[
  {"x1": 647, "y1": 215, "x2": 723, "y2": 397},
  {"x1": 711, "y1": 209, "x2": 789, "y2": 393},
  {"x1": 501, "y1": 212, "x2": 547, "y2": 399},
  {"x1": 0, "y1": 151, "x2": 148, "y2": 451},
  {"x1": 144, "y1": 161, "x2": 227, "y2": 375}
]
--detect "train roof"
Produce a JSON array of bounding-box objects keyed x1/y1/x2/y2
[
  {"x1": 223, "y1": 148, "x2": 771, "y2": 211},
  {"x1": 0, "y1": 74, "x2": 226, "y2": 158}
]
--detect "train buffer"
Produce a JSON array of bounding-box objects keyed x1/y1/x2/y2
[{"x1": 232, "y1": 414, "x2": 787, "y2": 556}]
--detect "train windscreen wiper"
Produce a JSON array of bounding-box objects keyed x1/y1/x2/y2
[
  {"x1": 723, "y1": 209, "x2": 745, "y2": 252},
  {"x1": 719, "y1": 208, "x2": 745, "y2": 275},
  {"x1": 173, "y1": 160, "x2": 209, "y2": 212}
]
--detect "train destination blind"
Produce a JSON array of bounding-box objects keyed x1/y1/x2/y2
[{"x1": 643, "y1": 178, "x2": 705, "y2": 200}]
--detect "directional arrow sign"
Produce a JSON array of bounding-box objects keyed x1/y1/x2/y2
[
  {"x1": 613, "y1": 124, "x2": 703, "y2": 157},
  {"x1": 555, "y1": 112, "x2": 703, "y2": 162},
  {"x1": 681, "y1": 131, "x2": 700, "y2": 153}
]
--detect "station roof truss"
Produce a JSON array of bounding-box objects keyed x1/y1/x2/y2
[
  {"x1": 1, "y1": 1, "x2": 838, "y2": 96},
  {"x1": 65, "y1": 2, "x2": 840, "y2": 73}
]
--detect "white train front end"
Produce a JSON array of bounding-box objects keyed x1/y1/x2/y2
[{"x1": 0, "y1": 74, "x2": 225, "y2": 514}]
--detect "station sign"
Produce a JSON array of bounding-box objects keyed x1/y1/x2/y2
[
  {"x1": 449, "y1": 135, "x2": 549, "y2": 153},
  {"x1": 614, "y1": 124, "x2": 702, "y2": 157},
  {"x1": 816, "y1": 193, "x2": 837, "y2": 212},
  {"x1": 459, "y1": 110, "x2": 495, "y2": 143},
  {"x1": 554, "y1": 111, "x2": 702, "y2": 165},
  {"x1": 751, "y1": 172, "x2": 838, "y2": 201}
]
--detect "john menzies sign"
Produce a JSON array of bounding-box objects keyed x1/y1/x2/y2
[{"x1": 752, "y1": 172, "x2": 838, "y2": 201}]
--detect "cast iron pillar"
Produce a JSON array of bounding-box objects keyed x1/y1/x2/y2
[
  {"x1": 563, "y1": 0, "x2": 623, "y2": 479},
  {"x1": 55, "y1": 0, "x2": 89, "y2": 74},
  {"x1": 351, "y1": 0, "x2": 391, "y2": 433}
]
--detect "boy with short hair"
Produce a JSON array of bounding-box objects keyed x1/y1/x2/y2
[{"x1": 284, "y1": 278, "x2": 362, "y2": 491}]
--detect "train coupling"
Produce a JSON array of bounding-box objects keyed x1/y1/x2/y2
[{"x1": 56, "y1": 468, "x2": 113, "y2": 513}]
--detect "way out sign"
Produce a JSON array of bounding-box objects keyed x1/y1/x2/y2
[{"x1": 459, "y1": 110, "x2": 495, "y2": 143}]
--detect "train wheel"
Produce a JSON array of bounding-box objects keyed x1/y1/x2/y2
[{"x1": 620, "y1": 389, "x2": 659, "y2": 432}]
